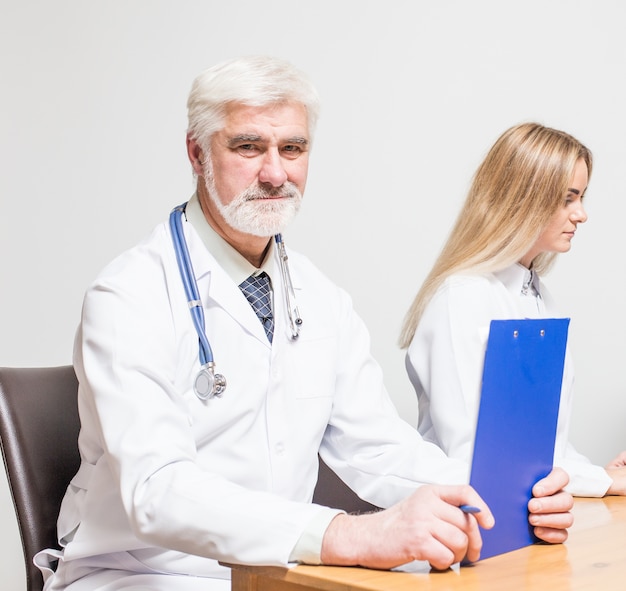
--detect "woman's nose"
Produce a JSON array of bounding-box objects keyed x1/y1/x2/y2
[{"x1": 572, "y1": 201, "x2": 588, "y2": 224}]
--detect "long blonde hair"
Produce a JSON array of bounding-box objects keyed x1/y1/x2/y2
[{"x1": 399, "y1": 122, "x2": 592, "y2": 348}]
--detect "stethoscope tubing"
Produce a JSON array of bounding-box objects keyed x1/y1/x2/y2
[
  {"x1": 169, "y1": 202, "x2": 302, "y2": 399},
  {"x1": 169, "y1": 204, "x2": 215, "y2": 366}
]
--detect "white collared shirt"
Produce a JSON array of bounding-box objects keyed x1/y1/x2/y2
[{"x1": 185, "y1": 193, "x2": 277, "y2": 287}]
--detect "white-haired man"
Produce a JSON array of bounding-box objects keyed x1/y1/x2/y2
[{"x1": 38, "y1": 56, "x2": 573, "y2": 590}]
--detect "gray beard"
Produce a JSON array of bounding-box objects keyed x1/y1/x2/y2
[{"x1": 203, "y1": 166, "x2": 302, "y2": 237}]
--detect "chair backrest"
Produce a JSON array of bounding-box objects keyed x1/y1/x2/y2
[{"x1": 0, "y1": 366, "x2": 81, "y2": 591}]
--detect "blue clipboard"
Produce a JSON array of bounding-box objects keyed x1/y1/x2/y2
[{"x1": 469, "y1": 318, "x2": 569, "y2": 560}]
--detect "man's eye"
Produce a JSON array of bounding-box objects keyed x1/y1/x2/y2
[
  {"x1": 282, "y1": 145, "x2": 303, "y2": 157},
  {"x1": 236, "y1": 144, "x2": 260, "y2": 156}
]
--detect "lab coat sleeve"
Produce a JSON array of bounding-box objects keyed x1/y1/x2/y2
[
  {"x1": 539, "y1": 288, "x2": 611, "y2": 497},
  {"x1": 405, "y1": 277, "x2": 496, "y2": 468},
  {"x1": 316, "y1": 282, "x2": 469, "y2": 509},
  {"x1": 72, "y1": 230, "x2": 339, "y2": 567},
  {"x1": 555, "y1": 444, "x2": 611, "y2": 497}
]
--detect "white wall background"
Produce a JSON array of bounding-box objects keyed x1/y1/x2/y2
[{"x1": 2, "y1": 1, "x2": 625, "y2": 588}]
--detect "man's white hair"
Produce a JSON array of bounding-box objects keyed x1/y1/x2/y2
[{"x1": 187, "y1": 55, "x2": 320, "y2": 152}]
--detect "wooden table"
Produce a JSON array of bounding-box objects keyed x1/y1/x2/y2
[{"x1": 227, "y1": 496, "x2": 626, "y2": 590}]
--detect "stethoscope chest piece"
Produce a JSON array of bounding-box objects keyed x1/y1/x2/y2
[{"x1": 194, "y1": 363, "x2": 227, "y2": 401}]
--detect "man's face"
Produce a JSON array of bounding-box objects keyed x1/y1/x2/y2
[{"x1": 199, "y1": 101, "x2": 310, "y2": 238}]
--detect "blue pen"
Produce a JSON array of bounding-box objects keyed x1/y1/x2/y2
[{"x1": 459, "y1": 504, "x2": 481, "y2": 514}]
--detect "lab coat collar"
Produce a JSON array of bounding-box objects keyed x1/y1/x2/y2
[
  {"x1": 494, "y1": 263, "x2": 542, "y2": 298},
  {"x1": 180, "y1": 194, "x2": 280, "y2": 345}
]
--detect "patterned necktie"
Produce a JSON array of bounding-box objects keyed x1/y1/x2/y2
[{"x1": 239, "y1": 272, "x2": 274, "y2": 343}]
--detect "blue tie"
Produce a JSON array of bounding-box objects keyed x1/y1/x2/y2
[{"x1": 239, "y1": 272, "x2": 274, "y2": 343}]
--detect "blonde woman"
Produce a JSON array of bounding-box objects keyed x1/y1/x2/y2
[{"x1": 400, "y1": 122, "x2": 626, "y2": 497}]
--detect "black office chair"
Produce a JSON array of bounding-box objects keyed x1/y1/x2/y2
[
  {"x1": 313, "y1": 459, "x2": 379, "y2": 514},
  {"x1": 0, "y1": 366, "x2": 81, "y2": 591},
  {"x1": 0, "y1": 365, "x2": 374, "y2": 591}
]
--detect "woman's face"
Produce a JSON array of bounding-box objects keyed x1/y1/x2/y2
[{"x1": 520, "y1": 157, "x2": 589, "y2": 268}]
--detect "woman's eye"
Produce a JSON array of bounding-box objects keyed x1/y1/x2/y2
[{"x1": 564, "y1": 192, "x2": 579, "y2": 205}]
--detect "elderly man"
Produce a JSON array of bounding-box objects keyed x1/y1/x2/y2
[{"x1": 38, "y1": 56, "x2": 573, "y2": 590}]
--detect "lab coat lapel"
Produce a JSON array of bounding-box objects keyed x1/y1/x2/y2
[{"x1": 185, "y1": 229, "x2": 271, "y2": 345}]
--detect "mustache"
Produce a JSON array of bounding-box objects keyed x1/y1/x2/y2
[{"x1": 242, "y1": 182, "x2": 301, "y2": 201}]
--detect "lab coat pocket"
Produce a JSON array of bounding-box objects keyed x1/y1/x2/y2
[{"x1": 291, "y1": 334, "x2": 337, "y2": 399}]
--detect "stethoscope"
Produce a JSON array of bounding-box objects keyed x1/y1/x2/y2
[{"x1": 169, "y1": 202, "x2": 302, "y2": 401}]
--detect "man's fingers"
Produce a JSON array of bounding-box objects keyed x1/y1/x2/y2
[{"x1": 436, "y1": 485, "x2": 495, "y2": 530}]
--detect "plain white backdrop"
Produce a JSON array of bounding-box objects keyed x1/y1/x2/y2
[{"x1": 2, "y1": 1, "x2": 625, "y2": 588}]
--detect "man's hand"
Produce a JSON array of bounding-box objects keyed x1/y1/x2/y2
[
  {"x1": 528, "y1": 467, "x2": 574, "y2": 543},
  {"x1": 320, "y1": 484, "x2": 494, "y2": 571}
]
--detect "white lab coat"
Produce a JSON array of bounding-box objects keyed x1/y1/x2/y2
[
  {"x1": 406, "y1": 264, "x2": 611, "y2": 498},
  {"x1": 41, "y1": 212, "x2": 466, "y2": 589}
]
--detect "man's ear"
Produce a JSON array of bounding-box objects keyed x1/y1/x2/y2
[{"x1": 186, "y1": 134, "x2": 205, "y2": 176}]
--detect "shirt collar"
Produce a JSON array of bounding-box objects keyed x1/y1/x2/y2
[
  {"x1": 494, "y1": 263, "x2": 542, "y2": 298},
  {"x1": 184, "y1": 192, "x2": 278, "y2": 286}
]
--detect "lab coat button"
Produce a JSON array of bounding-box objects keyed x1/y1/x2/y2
[{"x1": 275, "y1": 442, "x2": 285, "y2": 455}]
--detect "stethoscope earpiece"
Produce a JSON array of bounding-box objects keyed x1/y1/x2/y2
[{"x1": 275, "y1": 234, "x2": 303, "y2": 340}]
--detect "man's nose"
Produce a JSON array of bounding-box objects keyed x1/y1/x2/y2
[{"x1": 258, "y1": 149, "x2": 288, "y2": 187}]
